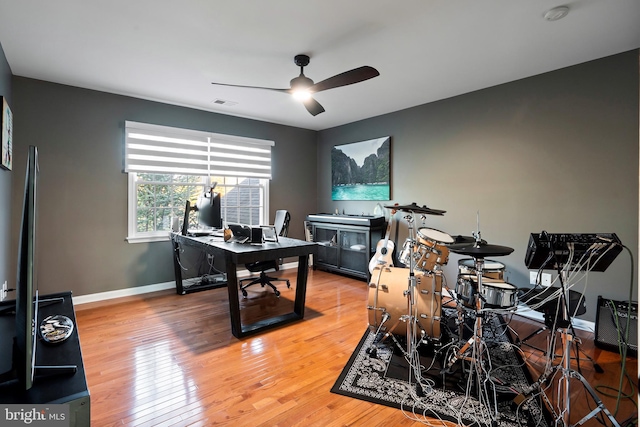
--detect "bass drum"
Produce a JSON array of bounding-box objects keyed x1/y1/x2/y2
[{"x1": 367, "y1": 266, "x2": 442, "y2": 339}]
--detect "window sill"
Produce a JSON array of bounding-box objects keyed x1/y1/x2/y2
[{"x1": 126, "y1": 234, "x2": 171, "y2": 244}]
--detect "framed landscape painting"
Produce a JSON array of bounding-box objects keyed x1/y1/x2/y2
[
  {"x1": 1, "y1": 97, "x2": 12, "y2": 170},
  {"x1": 332, "y1": 136, "x2": 390, "y2": 201}
]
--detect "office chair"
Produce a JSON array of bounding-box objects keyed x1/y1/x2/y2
[{"x1": 240, "y1": 210, "x2": 291, "y2": 297}]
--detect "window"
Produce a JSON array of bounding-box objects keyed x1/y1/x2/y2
[{"x1": 124, "y1": 122, "x2": 273, "y2": 243}]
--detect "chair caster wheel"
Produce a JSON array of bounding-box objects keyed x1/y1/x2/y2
[
  {"x1": 241, "y1": 290, "x2": 248, "y2": 298},
  {"x1": 286, "y1": 281, "x2": 291, "y2": 289},
  {"x1": 274, "y1": 290, "x2": 281, "y2": 297}
]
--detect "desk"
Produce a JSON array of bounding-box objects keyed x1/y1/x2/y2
[{"x1": 170, "y1": 233, "x2": 317, "y2": 338}]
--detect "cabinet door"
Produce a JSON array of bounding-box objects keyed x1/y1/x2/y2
[
  {"x1": 314, "y1": 226, "x2": 339, "y2": 266},
  {"x1": 339, "y1": 229, "x2": 368, "y2": 273}
]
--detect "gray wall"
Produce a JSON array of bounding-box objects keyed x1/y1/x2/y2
[
  {"x1": 0, "y1": 42, "x2": 12, "y2": 292},
  {"x1": 4, "y1": 49, "x2": 638, "y2": 323},
  {"x1": 317, "y1": 50, "x2": 639, "y2": 322},
  {"x1": 10, "y1": 78, "x2": 317, "y2": 297}
]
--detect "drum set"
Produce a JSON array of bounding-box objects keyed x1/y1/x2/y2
[{"x1": 366, "y1": 202, "x2": 516, "y2": 419}]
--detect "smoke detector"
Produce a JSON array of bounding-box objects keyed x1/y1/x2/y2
[{"x1": 544, "y1": 6, "x2": 569, "y2": 21}]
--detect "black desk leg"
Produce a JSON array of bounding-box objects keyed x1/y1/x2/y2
[
  {"x1": 171, "y1": 238, "x2": 185, "y2": 295},
  {"x1": 225, "y1": 257, "x2": 242, "y2": 338},
  {"x1": 294, "y1": 255, "x2": 309, "y2": 317}
]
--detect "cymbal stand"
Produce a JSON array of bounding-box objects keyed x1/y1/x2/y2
[
  {"x1": 404, "y1": 214, "x2": 433, "y2": 395},
  {"x1": 445, "y1": 232, "x2": 500, "y2": 423},
  {"x1": 367, "y1": 215, "x2": 419, "y2": 360},
  {"x1": 368, "y1": 213, "x2": 430, "y2": 395},
  {"x1": 404, "y1": 215, "x2": 419, "y2": 357}
]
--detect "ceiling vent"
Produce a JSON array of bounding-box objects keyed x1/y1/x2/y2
[{"x1": 212, "y1": 98, "x2": 238, "y2": 107}]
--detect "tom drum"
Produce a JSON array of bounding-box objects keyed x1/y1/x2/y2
[{"x1": 400, "y1": 228, "x2": 454, "y2": 273}]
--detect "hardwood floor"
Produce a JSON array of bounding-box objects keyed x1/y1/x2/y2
[{"x1": 75, "y1": 269, "x2": 638, "y2": 426}]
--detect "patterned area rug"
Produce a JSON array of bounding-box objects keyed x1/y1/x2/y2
[{"x1": 331, "y1": 311, "x2": 550, "y2": 427}]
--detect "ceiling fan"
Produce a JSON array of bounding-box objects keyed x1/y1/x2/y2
[{"x1": 211, "y1": 54, "x2": 379, "y2": 116}]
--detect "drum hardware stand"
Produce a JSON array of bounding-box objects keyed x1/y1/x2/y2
[
  {"x1": 530, "y1": 233, "x2": 620, "y2": 427},
  {"x1": 402, "y1": 215, "x2": 433, "y2": 395},
  {"x1": 367, "y1": 265, "x2": 400, "y2": 356},
  {"x1": 517, "y1": 317, "x2": 603, "y2": 373},
  {"x1": 442, "y1": 225, "x2": 518, "y2": 425},
  {"x1": 367, "y1": 217, "x2": 421, "y2": 360}
]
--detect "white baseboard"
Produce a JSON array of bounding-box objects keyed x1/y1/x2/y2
[
  {"x1": 515, "y1": 305, "x2": 595, "y2": 333},
  {"x1": 73, "y1": 261, "x2": 299, "y2": 306}
]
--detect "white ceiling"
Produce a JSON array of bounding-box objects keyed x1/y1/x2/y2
[{"x1": 0, "y1": 1, "x2": 638, "y2": 131}]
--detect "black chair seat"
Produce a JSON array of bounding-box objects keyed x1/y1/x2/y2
[
  {"x1": 519, "y1": 286, "x2": 586, "y2": 329},
  {"x1": 239, "y1": 210, "x2": 291, "y2": 298},
  {"x1": 246, "y1": 260, "x2": 278, "y2": 273}
]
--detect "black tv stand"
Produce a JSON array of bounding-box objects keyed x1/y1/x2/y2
[
  {"x1": 34, "y1": 364, "x2": 78, "y2": 377},
  {"x1": 0, "y1": 295, "x2": 66, "y2": 316},
  {"x1": 0, "y1": 291, "x2": 90, "y2": 427}
]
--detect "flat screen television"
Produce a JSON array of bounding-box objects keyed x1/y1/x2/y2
[
  {"x1": 15, "y1": 145, "x2": 39, "y2": 389},
  {"x1": 0, "y1": 145, "x2": 39, "y2": 390},
  {"x1": 0, "y1": 146, "x2": 75, "y2": 391}
]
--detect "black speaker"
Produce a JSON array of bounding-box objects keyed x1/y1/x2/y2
[
  {"x1": 251, "y1": 227, "x2": 263, "y2": 243},
  {"x1": 595, "y1": 296, "x2": 638, "y2": 357}
]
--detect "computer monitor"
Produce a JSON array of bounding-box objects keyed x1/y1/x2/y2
[{"x1": 196, "y1": 190, "x2": 222, "y2": 229}]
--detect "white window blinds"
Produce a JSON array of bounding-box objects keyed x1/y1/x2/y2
[{"x1": 124, "y1": 121, "x2": 274, "y2": 178}]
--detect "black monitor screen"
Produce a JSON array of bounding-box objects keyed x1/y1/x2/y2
[{"x1": 196, "y1": 191, "x2": 222, "y2": 229}]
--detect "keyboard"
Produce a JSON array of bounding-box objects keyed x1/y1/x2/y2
[{"x1": 188, "y1": 229, "x2": 224, "y2": 237}]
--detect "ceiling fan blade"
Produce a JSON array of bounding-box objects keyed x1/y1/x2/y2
[
  {"x1": 309, "y1": 66, "x2": 379, "y2": 93},
  {"x1": 303, "y1": 97, "x2": 325, "y2": 116},
  {"x1": 211, "y1": 82, "x2": 290, "y2": 93}
]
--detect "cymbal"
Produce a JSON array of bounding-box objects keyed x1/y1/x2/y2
[
  {"x1": 384, "y1": 202, "x2": 446, "y2": 215},
  {"x1": 449, "y1": 241, "x2": 514, "y2": 257}
]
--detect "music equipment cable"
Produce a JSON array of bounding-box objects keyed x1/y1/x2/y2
[{"x1": 592, "y1": 243, "x2": 636, "y2": 419}]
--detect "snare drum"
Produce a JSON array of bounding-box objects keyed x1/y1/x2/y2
[
  {"x1": 368, "y1": 266, "x2": 442, "y2": 338},
  {"x1": 399, "y1": 228, "x2": 454, "y2": 273},
  {"x1": 481, "y1": 280, "x2": 518, "y2": 308},
  {"x1": 455, "y1": 274, "x2": 518, "y2": 309},
  {"x1": 458, "y1": 258, "x2": 505, "y2": 280}
]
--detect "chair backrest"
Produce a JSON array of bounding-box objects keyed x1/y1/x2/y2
[{"x1": 274, "y1": 210, "x2": 290, "y2": 237}]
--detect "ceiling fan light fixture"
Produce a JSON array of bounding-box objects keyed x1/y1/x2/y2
[
  {"x1": 543, "y1": 5, "x2": 569, "y2": 21},
  {"x1": 211, "y1": 54, "x2": 379, "y2": 116},
  {"x1": 292, "y1": 89, "x2": 312, "y2": 101}
]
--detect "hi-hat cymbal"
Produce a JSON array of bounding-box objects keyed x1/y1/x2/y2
[
  {"x1": 384, "y1": 202, "x2": 446, "y2": 215},
  {"x1": 449, "y1": 241, "x2": 514, "y2": 257},
  {"x1": 447, "y1": 235, "x2": 486, "y2": 246}
]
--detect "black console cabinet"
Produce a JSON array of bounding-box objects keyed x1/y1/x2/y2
[
  {"x1": 0, "y1": 291, "x2": 90, "y2": 427},
  {"x1": 306, "y1": 214, "x2": 386, "y2": 281}
]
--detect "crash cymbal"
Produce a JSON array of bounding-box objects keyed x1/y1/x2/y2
[
  {"x1": 449, "y1": 241, "x2": 514, "y2": 257},
  {"x1": 385, "y1": 202, "x2": 446, "y2": 215}
]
